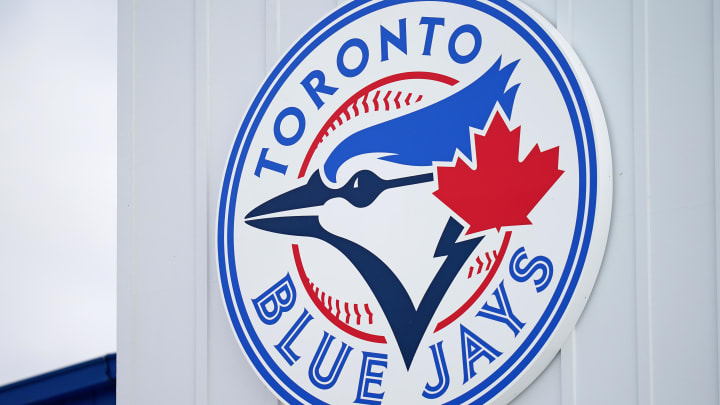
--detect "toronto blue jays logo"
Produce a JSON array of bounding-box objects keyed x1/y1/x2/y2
[{"x1": 217, "y1": 1, "x2": 611, "y2": 404}]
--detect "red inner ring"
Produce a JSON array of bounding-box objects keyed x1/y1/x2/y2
[{"x1": 292, "y1": 71, "x2": 511, "y2": 342}]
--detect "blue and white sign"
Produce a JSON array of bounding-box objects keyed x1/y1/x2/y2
[{"x1": 217, "y1": 1, "x2": 611, "y2": 403}]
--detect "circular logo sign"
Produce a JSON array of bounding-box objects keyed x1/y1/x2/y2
[{"x1": 217, "y1": 1, "x2": 611, "y2": 403}]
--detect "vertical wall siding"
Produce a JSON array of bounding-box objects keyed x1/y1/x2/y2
[
  {"x1": 194, "y1": 1, "x2": 209, "y2": 403},
  {"x1": 117, "y1": 0, "x2": 134, "y2": 402},
  {"x1": 206, "y1": 0, "x2": 278, "y2": 403},
  {"x1": 633, "y1": 0, "x2": 653, "y2": 403},
  {"x1": 118, "y1": 0, "x2": 720, "y2": 403},
  {"x1": 646, "y1": 0, "x2": 718, "y2": 404},
  {"x1": 716, "y1": 0, "x2": 720, "y2": 399},
  {"x1": 118, "y1": 0, "x2": 199, "y2": 403},
  {"x1": 556, "y1": 3, "x2": 576, "y2": 404},
  {"x1": 572, "y1": 0, "x2": 638, "y2": 404}
]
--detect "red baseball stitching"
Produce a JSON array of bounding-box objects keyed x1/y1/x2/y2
[
  {"x1": 293, "y1": 244, "x2": 387, "y2": 343},
  {"x1": 307, "y1": 277, "x2": 375, "y2": 326},
  {"x1": 291, "y1": 73, "x2": 459, "y2": 344},
  {"x1": 314, "y1": 88, "x2": 423, "y2": 148},
  {"x1": 467, "y1": 249, "x2": 499, "y2": 278},
  {"x1": 435, "y1": 231, "x2": 512, "y2": 333},
  {"x1": 298, "y1": 71, "x2": 458, "y2": 178}
]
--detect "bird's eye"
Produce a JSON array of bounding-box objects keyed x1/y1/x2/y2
[{"x1": 342, "y1": 171, "x2": 383, "y2": 208}]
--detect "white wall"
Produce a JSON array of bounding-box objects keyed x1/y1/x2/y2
[{"x1": 118, "y1": 0, "x2": 720, "y2": 403}]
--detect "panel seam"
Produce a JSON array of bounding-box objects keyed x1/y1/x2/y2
[
  {"x1": 633, "y1": 0, "x2": 653, "y2": 404},
  {"x1": 713, "y1": 0, "x2": 720, "y2": 402},
  {"x1": 556, "y1": 0, "x2": 576, "y2": 404},
  {"x1": 194, "y1": 0, "x2": 210, "y2": 403}
]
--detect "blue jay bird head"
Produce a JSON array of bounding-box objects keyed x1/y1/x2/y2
[
  {"x1": 246, "y1": 56, "x2": 520, "y2": 226},
  {"x1": 244, "y1": 55, "x2": 521, "y2": 310},
  {"x1": 244, "y1": 57, "x2": 521, "y2": 368}
]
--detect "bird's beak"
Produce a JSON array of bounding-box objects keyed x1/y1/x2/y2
[
  {"x1": 244, "y1": 169, "x2": 435, "y2": 234},
  {"x1": 244, "y1": 171, "x2": 336, "y2": 233}
]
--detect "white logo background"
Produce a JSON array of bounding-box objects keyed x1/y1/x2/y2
[{"x1": 217, "y1": 1, "x2": 611, "y2": 404}]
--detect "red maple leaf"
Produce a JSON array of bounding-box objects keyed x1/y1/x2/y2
[{"x1": 433, "y1": 112, "x2": 564, "y2": 234}]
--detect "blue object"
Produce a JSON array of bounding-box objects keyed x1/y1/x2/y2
[
  {"x1": 217, "y1": 0, "x2": 598, "y2": 403},
  {"x1": 0, "y1": 354, "x2": 116, "y2": 404},
  {"x1": 322, "y1": 57, "x2": 520, "y2": 183}
]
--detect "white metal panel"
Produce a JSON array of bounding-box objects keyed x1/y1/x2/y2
[
  {"x1": 511, "y1": 355, "x2": 561, "y2": 404},
  {"x1": 645, "y1": 1, "x2": 717, "y2": 404},
  {"x1": 716, "y1": 0, "x2": 720, "y2": 399},
  {"x1": 633, "y1": 0, "x2": 653, "y2": 403},
  {"x1": 117, "y1": 0, "x2": 720, "y2": 403},
  {"x1": 570, "y1": 0, "x2": 638, "y2": 404},
  {"x1": 268, "y1": 0, "x2": 337, "y2": 67},
  {"x1": 206, "y1": 0, "x2": 279, "y2": 403},
  {"x1": 118, "y1": 0, "x2": 198, "y2": 403},
  {"x1": 117, "y1": 0, "x2": 134, "y2": 401}
]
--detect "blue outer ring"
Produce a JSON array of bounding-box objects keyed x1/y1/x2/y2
[{"x1": 217, "y1": 0, "x2": 598, "y2": 404}]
